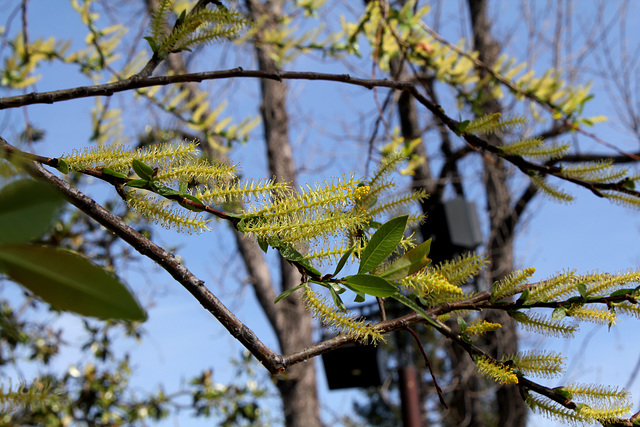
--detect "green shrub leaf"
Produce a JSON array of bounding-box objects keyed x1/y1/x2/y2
[
  {"x1": 358, "y1": 215, "x2": 408, "y2": 274},
  {"x1": 0, "y1": 244, "x2": 146, "y2": 321},
  {"x1": 380, "y1": 239, "x2": 431, "y2": 280},
  {"x1": 131, "y1": 159, "x2": 155, "y2": 181},
  {"x1": 0, "y1": 179, "x2": 64, "y2": 244},
  {"x1": 343, "y1": 274, "x2": 397, "y2": 297},
  {"x1": 332, "y1": 245, "x2": 355, "y2": 277}
]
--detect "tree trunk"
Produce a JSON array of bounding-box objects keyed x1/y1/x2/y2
[
  {"x1": 467, "y1": 1, "x2": 528, "y2": 425},
  {"x1": 244, "y1": 1, "x2": 321, "y2": 426}
]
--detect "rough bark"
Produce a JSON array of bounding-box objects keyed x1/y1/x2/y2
[
  {"x1": 467, "y1": 1, "x2": 528, "y2": 426},
  {"x1": 243, "y1": 1, "x2": 321, "y2": 426}
]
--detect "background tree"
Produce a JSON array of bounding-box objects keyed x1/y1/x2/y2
[{"x1": 1, "y1": 1, "x2": 640, "y2": 427}]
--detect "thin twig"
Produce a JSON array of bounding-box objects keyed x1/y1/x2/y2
[{"x1": 406, "y1": 326, "x2": 448, "y2": 409}]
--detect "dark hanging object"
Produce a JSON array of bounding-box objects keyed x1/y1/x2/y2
[
  {"x1": 322, "y1": 343, "x2": 382, "y2": 390},
  {"x1": 425, "y1": 197, "x2": 483, "y2": 263}
]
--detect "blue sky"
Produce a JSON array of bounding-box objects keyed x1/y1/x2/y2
[{"x1": 1, "y1": 1, "x2": 640, "y2": 426}]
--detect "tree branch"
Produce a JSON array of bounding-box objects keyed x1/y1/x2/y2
[{"x1": 0, "y1": 136, "x2": 285, "y2": 374}]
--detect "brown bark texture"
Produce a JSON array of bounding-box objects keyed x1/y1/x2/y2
[{"x1": 243, "y1": 1, "x2": 321, "y2": 426}]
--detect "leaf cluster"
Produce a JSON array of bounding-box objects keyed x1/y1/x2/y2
[{"x1": 145, "y1": 0, "x2": 249, "y2": 60}]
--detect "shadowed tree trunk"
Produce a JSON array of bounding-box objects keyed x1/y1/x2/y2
[{"x1": 468, "y1": 1, "x2": 529, "y2": 425}]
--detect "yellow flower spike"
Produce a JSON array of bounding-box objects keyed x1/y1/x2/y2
[
  {"x1": 475, "y1": 355, "x2": 518, "y2": 385},
  {"x1": 301, "y1": 285, "x2": 383, "y2": 344}
]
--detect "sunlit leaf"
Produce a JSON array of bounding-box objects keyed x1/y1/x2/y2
[
  {"x1": 343, "y1": 274, "x2": 397, "y2": 297},
  {"x1": 358, "y1": 215, "x2": 408, "y2": 274},
  {"x1": 380, "y1": 239, "x2": 431, "y2": 280}
]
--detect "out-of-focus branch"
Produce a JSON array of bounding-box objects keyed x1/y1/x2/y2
[{"x1": 3, "y1": 68, "x2": 636, "y2": 201}]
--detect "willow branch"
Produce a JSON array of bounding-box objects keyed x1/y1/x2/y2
[
  {"x1": 0, "y1": 68, "x2": 412, "y2": 110},
  {"x1": 0, "y1": 136, "x2": 286, "y2": 374},
  {"x1": 2, "y1": 67, "x2": 639, "y2": 199}
]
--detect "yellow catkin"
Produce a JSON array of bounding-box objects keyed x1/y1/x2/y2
[
  {"x1": 475, "y1": 355, "x2": 518, "y2": 385},
  {"x1": 301, "y1": 286, "x2": 383, "y2": 344}
]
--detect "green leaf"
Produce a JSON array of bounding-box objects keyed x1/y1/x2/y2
[
  {"x1": 358, "y1": 215, "x2": 408, "y2": 274},
  {"x1": 279, "y1": 244, "x2": 304, "y2": 262},
  {"x1": 179, "y1": 178, "x2": 188, "y2": 194},
  {"x1": 622, "y1": 179, "x2": 636, "y2": 191},
  {"x1": 0, "y1": 179, "x2": 64, "y2": 244},
  {"x1": 56, "y1": 159, "x2": 69, "y2": 174},
  {"x1": 176, "y1": 9, "x2": 187, "y2": 25},
  {"x1": 380, "y1": 239, "x2": 431, "y2": 280},
  {"x1": 551, "y1": 307, "x2": 567, "y2": 321},
  {"x1": 0, "y1": 244, "x2": 146, "y2": 321},
  {"x1": 332, "y1": 245, "x2": 355, "y2": 277},
  {"x1": 298, "y1": 260, "x2": 322, "y2": 277},
  {"x1": 577, "y1": 282, "x2": 588, "y2": 299},
  {"x1": 279, "y1": 244, "x2": 322, "y2": 276},
  {"x1": 257, "y1": 237, "x2": 269, "y2": 253},
  {"x1": 274, "y1": 283, "x2": 305, "y2": 304},
  {"x1": 143, "y1": 36, "x2": 158, "y2": 53},
  {"x1": 131, "y1": 159, "x2": 155, "y2": 181},
  {"x1": 609, "y1": 288, "x2": 634, "y2": 298},
  {"x1": 150, "y1": 182, "x2": 181, "y2": 197},
  {"x1": 457, "y1": 316, "x2": 467, "y2": 332},
  {"x1": 179, "y1": 194, "x2": 205, "y2": 212},
  {"x1": 102, "y1": 167, "x2": 127, "y2": 179},
  {"x1": 343, "y1": 274, "x2": 397, "y2": 297},
  {"x1": 456, "y1": 120, "x2": 471, "y2": 135},
  {"x1": 516, "y1": 288, "x2": 530, "y2": 304},
  {"x1": 125, "y1": 179, "x2": 150, "y2": 189},
  {"x1": 328, "y1": 285, "x2": 346, "y2": 312},
  {"x1": 388, "y1": 293, "x2": 439, "y2": 328}
]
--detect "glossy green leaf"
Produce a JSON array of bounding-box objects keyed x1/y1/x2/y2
[
  {"x1": 332, "y1": 245, "x2": 355, "y2": 277},
  {"x1": 131, "y1": 159, "x2": 155, "y2": 181},
  {"x1": 0, "y1": 179, "x2": 64, "y2": 244},
  {"x1": 343, "y1": 274, "x2": 397, "y2": 297},
  {"x1": 358, "y1": 215, "x2": 408, "y2": 274},
  {"x1": 0, "y1": 244, "x2": 146, "y2": 321},
  {"x1": 380, "y1": 239, "x2": 431, "y2": 280},
  {"x1": 516, "y1": 288, "x2": 530, "y2": 304},
  {"x1": 274, "y1": 283, "x2": 305, "y2": 304},
  {"x1": 461, "y1": 334, "x2": 473, "y2": 345},
  {"x1": 353, "y1": 292, "x2": 365, "y2": 303},
  {"x1": 143, "y1": 36, "x2": 158, "y2": 53},
  {"x1": 149, "y1": 181, "x2": 180, "y2": 196},
  {"x1": 622, "y1": 179, "x2": 636, "y2": 191}
]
